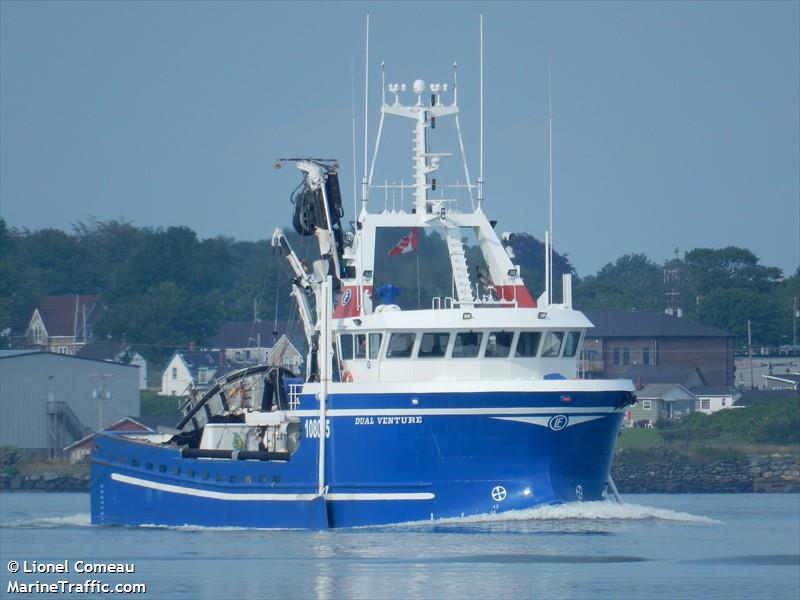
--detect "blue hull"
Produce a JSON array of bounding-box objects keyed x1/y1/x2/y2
[{"x1": 91, "y1": 389, "x2": 626, "y2": 528}]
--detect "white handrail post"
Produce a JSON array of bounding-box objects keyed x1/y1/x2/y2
[{"x1": 317, "y1": 276, "x2": 332, "y2": 496}]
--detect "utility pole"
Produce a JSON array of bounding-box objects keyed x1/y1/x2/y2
[
  {"x1": 793, "y1": 296, "x2": 798, "y2": 348},
  {"x1": 747, "y1": 320, "x2": 754, "y2": 390},
  {"x1": 92, "y1": 374, "x2": 112, "y2": 429}
]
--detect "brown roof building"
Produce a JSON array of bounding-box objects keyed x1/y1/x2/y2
[
  {"x1": 14, "y1": 295, "x2": 104, "y2": 355},
  {"x1": 581, "y1": 311, "x2": 736, "y2": 387}
]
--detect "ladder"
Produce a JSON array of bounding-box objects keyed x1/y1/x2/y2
[{"x1": 446, "y1": 230, "x2": 474, "y2": 306}]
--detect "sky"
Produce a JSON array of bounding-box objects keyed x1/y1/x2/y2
[{"x1": 1, "y1": 1, "x2": 798, "y2": 279}]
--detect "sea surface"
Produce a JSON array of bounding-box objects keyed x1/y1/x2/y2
[{"x1": 0, "y1": 493, "x2": 798, "y2": 600}]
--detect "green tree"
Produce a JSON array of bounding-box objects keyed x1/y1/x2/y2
[{"x1": 575, "y1": 253, "x2": 664, "y2": 312}]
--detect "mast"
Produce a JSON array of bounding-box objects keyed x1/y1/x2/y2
[
  {"x1": 547, "y1": 57, "x2": 554, "y2": 306},
  {"x1": 477, "y1": 13, "x2": 484, "y2": 210}
]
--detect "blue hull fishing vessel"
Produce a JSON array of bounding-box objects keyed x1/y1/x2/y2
[{"x1": 91, "y1": 20, "x2": 635, "y2": 528}]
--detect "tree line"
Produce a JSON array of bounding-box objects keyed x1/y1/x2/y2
[{"x1": 1, "y1": 218, "x2": 796, "y2": 366}]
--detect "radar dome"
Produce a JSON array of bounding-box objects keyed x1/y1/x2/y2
[{"x1": 412, "y1": 79, "x2": 426, "y2": 94}]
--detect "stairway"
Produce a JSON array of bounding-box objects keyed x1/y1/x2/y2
[{"x1": 446, "y1": 230, "x2": 474, "y2": 306}]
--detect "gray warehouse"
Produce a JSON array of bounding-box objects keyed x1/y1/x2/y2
[{"x1": 0, "y1": 351, "x2": 140, "y2": 458}]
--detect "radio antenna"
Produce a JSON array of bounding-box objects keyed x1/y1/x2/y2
[
  {"x1": 361, "y1": 13, "x2": 370, "y2": 215},
  {"x1": 351, "y1": 65, "x2": 358, "y2": 221}
]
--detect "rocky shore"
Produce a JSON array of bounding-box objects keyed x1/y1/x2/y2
[
  {"x1": 0, "y1": 472, "x2": 90, "y2": 492},
  {"x1": 611, "y1": 453, "x2": 800, "y2": 493},
  {"x1": 1, "y1": 454, "x2": 798, "y2": 494}
]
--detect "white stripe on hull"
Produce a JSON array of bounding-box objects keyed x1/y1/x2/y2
[
  {"x1": 493, "y1": 415, "x2": 604, "y2": 427},
  {"x1": 301, "y1": 379, "x2": 635, "y2": 395},
  {"x1": 291, "y1": 406, "x2": 622, "y2": 418},
  {"x1": 110, "y1": 473, "x2": 434, "y2": 502}
]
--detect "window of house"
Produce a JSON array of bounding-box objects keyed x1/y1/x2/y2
[
  {"x1": 418, "y1": 332, "x2": 449, "y2": 358},
  {"x1": 368, "y1": 333, "x2": 382, "y2": 359},
  {"x1": 171, "y1": 367, "x2": 177, "y2": 379},
  {"x1": 622, "y1": 347, "x2": 630, "y2": 365},
  {"x1": 541, "y1": 331, "x2": 564, "y2": 357},
  {"x1": 515, "y1": 332, "x2": 541, "y2": 357},
  {"x1": 386, "y1": 333, "x2": 415, "y2": 358},
  {"x1": 485, "y1": 332, "x2": 514, "y2": 358},
  {"x1": 612, "y1": 348, "x2": 620, "y2": 366},
  {"x1": 197, "y1": 368, "x2": 209, "y2": 384},
  {"x1": 452, "y1": 332, "x2": 482, "y2": 358},
  {"x1": 642, "y1": 347, "x2": 650, "y2": 366},
  {"x1": 701, "y1": 399, "x2": 710, "y2": 410},
  {"x1": 562, "y1": 332, "x2": 581, "y2": 358},
  {"x1": 642, "y1": 399, "x2": 652, "y2": 410}
]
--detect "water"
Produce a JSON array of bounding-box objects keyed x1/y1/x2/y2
[{"x1": 1, "y1": 493, "x2": 798, "y2": 599}]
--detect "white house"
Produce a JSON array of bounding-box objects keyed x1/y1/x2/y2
[
  {"x1": 265, "y1": 335, "x2": 303, "y2": 373},
  {"x1": 208, "y1": 321, "x2": 303, "y2": 373},
  {"x1": 161, "y1": 351, "x2": 227, "y2": 396},
  {"x1": 691, "y1": 386, "x2": 742, "y2": 414},
  {"x1": 626, "y1": 383, "x2": 696, "y2": 427},
  {"x1": 76, "y1": 341, "x2": 148, "y2": 390}
]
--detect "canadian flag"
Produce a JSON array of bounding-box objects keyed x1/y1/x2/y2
[{"x1": 387, "y1": 228, "x2": 418, "y2": 256}]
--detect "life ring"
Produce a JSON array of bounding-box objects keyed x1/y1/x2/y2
[{"x1": 342, "y1": 371, "x2": 353, "y2": 383}]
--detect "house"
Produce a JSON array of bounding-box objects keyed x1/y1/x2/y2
[
  {"x1": 762, "y1": 373, "x2": 800, "y2": 392},
  {"x1": 13, "y1": 295, "x2": 104, "y2": 355},
  {"x1": 265, "y1": 335, "x2": 303, "y2": 373},
  {"x1": 736, "y1": 389, "x2": 797, "y2": 407},
  {"x1": 208, "y1": 321, "x2": 303, "y2": 373},
  {"x1": 0, "y1": 350, "x2": 139, "y2": 458},
  {"x1": 76, "y1": 341, "x2": 148, "y2": 390},
  {"x1": 626, "y1": 383, "x2": 696, "y2": 427},
  {"x1": 62, "y1": 416, "x2": 174, "y2": 463},
  {"x1": 580, "y1": 311, "x2": 736, "y2": 386},
  {"x1": 691, "y1": 386, "x2": 742, "y2": 414},
  {"x1": 160, "y1": 351, "x2": 229, "y2": 396}
]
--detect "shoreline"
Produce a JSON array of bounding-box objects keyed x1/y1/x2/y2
[{"x1": 1, "y1": 453, "x2": 797, "y2": 494}]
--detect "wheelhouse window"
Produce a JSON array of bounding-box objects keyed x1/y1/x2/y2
[
  {"x1": 452, "y1": 332, "x2": 482, "y2": 358},
  {"x1": 368, "y1": 333, "x2": 382, "y2": 359},
  {"x1": 386, "y1": 333, "x2": 415, "y2": 358},
  {"x1": 562, "y1": 331, "x2": 581, "y2": 358},
  {"x1": 418, "y1": 332, "x2": 449, "y2": 358},
  {"x1": 541, "y1": 331, "x2": 564, "y2": 357},
  {"x1": 355, "y1": 334, "x2": 367, "y2": 359},
  {"x1": 485, "y1": 331, "x2": 514, "y2": 358},
  {"x1": 515, "y1": 332, "x2": 541, "y2": 357},
  {"x1": 339, "y1": 335, "x2": 354, "y2": 360}
]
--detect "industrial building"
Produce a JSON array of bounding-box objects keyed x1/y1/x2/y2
[{"x1": 0, "y1": 350, "x2": 139, "y2": 458}]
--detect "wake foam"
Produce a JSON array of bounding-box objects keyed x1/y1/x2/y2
[
  {"x1": 3, "y1": 513, "x2": 91, "y2": 529},
  {"x1": 431, "y1": 501, "x2": 720, "y2": 525}
]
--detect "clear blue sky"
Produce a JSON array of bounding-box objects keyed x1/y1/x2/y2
[{"x1": 1, "y1": 1, "x2": 798, "y2": 278}]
